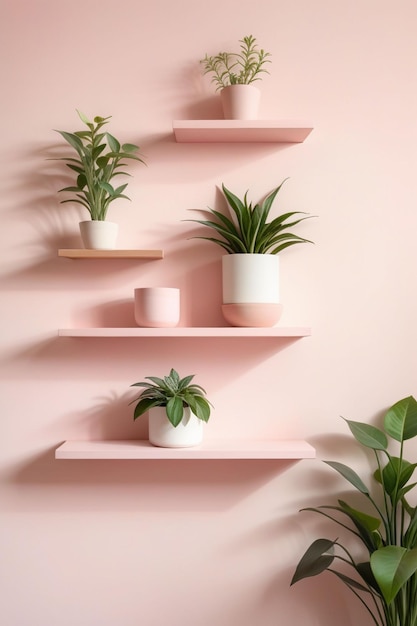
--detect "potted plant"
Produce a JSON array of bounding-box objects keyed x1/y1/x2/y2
[
  {"x1": 54, "y1": 110, "x2": 145, "y2": 249},
  {"x1": 200, "y1": 35, "x2": 271, "y2": 119},
  {"x1": 188, "y1": 179, "x2": 313, "y2": 326},
  {"x1": 291, "y1": 395, "x2": 417, "y2": 626},
  {"x1": 130, "y1": 368, "x2": 212, "y2": 448}
]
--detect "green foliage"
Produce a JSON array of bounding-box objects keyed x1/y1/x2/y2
[
  {"x1": 291, "y1": 396, "x2": 417, "y2": 626},
  {"x1": 188, "y1": 180, "x2": 314, "y2": 254},
  {"x1": 200, "y1": 35, "x2": 271, "y2": 91},
  {"x1": 54, "y1": 110, "x2": 145, "y2": 221},
  {"x1": 130, "y1": 368, "x2": 212, "y2": 427}
]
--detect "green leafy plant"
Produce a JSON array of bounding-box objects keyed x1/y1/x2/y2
[
  {"x1": 291, "y1": 395, "x2": 417, "y2": 626},
  {"x1": 188, "y1": 180, "x2": 313, "y2": 254},
  {"x1": 54, "y1": 110, "x2": 145, "y2": 220},
  {"x1": 200, "y1": 35, "x2": 271, "y2": 91},
  {"x1": 130, "y1": 368, "x2": 212, "y2": 427}
]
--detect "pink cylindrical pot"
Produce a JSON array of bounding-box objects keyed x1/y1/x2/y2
[
  {"x1": 134, "y1": 287, "x2": 180, "y2": 328},
  {"x1": 220, "y1": 85, "x2": 261, "y2": 120}
]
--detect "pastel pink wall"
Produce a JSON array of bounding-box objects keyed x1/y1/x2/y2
[{"x1": 1, "y1": 1, "x2": 417, "y2": 624}]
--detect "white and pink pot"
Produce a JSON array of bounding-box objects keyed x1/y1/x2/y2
[{"x1": 221, "y1": 253, "x2": 282, "y2": 327}]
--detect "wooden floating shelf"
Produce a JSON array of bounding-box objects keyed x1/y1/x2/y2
[
  {"x1": 173, "y1": 120, "x2": 314, "y2": 143},
  {"x1": 55, "y1": 439, "x2": 316, "y2": 460},
  {"x1": 58, "y1": 327, "x2": 311, "y2": 338},
  {"x1": 58, "y1": 249, "x2": 164, "y2": 259}
]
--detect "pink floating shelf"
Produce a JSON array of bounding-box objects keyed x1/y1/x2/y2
[
  {"x1": 173, "y1": 120, "x2": 314, "y2": 143},
  {"x1": 58, "y1": 249, "x2": 163, "y2": 259},
  {"x1": 55, "y1": 439, "x2": 316, "y2": 460},
  {"x1": 58, "y1": 327, "x2": 311, "y2": 338}
]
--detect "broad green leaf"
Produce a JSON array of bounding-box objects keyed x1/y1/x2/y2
[
  {"x1": 169, "y1": 368, "x2": 180, "y2": 383},
  {"x1": 344, "y1": 419, "x2": 388, "y2": 450},
  {"x1": 384, "y1": 396, "x2": 417, "y2": 442},
  {"x1": 338, "y1": 500, "x2": 381, "y2": 532},
  {"x1": 144, "y1": 376, "x2": 171, "y2": 391},
  {"x1": 291, "y1": 538, "x2": 335, "y2": 585},
  {"x1": 324, "y1": 461, "x2": 370, "y2": 494},
  {"x1": 93, "y1": 115, "x2": 111, "y2": 124},
  {"x1": 122, "y1": 143, "x2": 140, "y2": 152},
  {"x1": 337, "y1": 500, "x2": 381, "y2": 551},
  {"x1": 178, "y1": 374, "x2": 195, "y2": 391},
  {"x1": 99, "y1": 182, "x2": 115, "y2": 195},
  {"x1": 378, "y1": 457, "x2": 417, "y2": 497},
  {"x1": 106, "y1": 132, "x2": 120, "y2": 153},
  {"x1": 77, "y1": 173, "x2": 87, "y2": 190},
  {"x1": 114, "y1": 184, "x2": 128, "y2": 196},
  {"x1": 96, "y1": 156, "x2": 110, "y2": 168},
  {"x1": 190, "y1": 395, "x2": 211, "y2": 422},
  {"x1": 76, "y1": 110, "x2": 91, "y2": 124},
  {"x1": 56, "y1": 130, "x2": 84, "y2": 154},
  {"x1": 133, "y1": 397, "x2": 161, "y2": 420},
  {"x1": 370, "y1": 546, "x2": 417, "y2": 605},
  {"x1": 166, "y1": 396, "x2": 183, "y2": 427}
]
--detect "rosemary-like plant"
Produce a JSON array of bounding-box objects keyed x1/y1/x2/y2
[{"x1": 200, "y1": 35, "x2": 271, "y2": 91}]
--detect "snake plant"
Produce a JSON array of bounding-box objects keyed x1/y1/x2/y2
[
  {"x1": 291, "y1": 395, "x2": 417, "y2": 626},
  {"x1": 188, "y1": 180, "x2": 313, "y2": 254}
]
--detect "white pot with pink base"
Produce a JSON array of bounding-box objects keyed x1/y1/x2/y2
[{"x1": 222, "y1": 254, "x2": 282, "y2": 327}]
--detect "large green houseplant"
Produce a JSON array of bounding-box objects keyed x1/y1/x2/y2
[
  {"x1": 200, "y1": 35, "x2": 271, "y2": 119},
  {"x1": 188, "y1": 179, "x2": 312, "y2": 255},
  {"x1": 54, "y1": 110, "x2": 145, "y2": 248},
  {"x1": 188, "y1": 180, "x2": 314, "y2": 326},
  {"x1": 130, "y1": 368, "x2": 212, "y2": 448},
  {"x1": 291, "y1": 395, "x2": 417, "y2": 626}
]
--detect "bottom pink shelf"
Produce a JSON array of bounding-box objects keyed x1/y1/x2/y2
[{"x1": 55, "y1": 439, "x2": 316, "y2": 460}]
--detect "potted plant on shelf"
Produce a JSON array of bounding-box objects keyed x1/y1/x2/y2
[
  {"x1": 187, "y1": 179, "x2": 314, "y2": 327},
  {"x1": 291, "y1": 395, "x2": 417, "y2": 626},
  {"x1": 130, "y1": 368, "x2": 212, "y2": 448},
  {"x1": 200, "y1": 35, "x2": 271, "y2": 120},
  {"x1": 54, "y1": 110, "x2": 145, "y2": 249}
]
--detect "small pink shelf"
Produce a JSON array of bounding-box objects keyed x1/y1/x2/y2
[
  {"x1": 58, "y1": 249, "x2": 164, "y2": 259},
  {"x1": 55, "y1": 439, "x2": 316, "y2": 460},
  {"x1": 58, "y1": 327, "x2": 311, "y2": 338},
  {"x1": 173, "y1": 120, "x2": 314, "y2": 143}
]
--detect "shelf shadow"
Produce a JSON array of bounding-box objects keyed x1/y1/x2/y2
[{"x1": 9, "y1": 445, "x2": 301, "y2": 512}]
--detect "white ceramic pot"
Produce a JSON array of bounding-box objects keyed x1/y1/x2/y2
[
  {"x1": 222, "y1": 254, "x2": 279, "y2": 303},
  {"x1": 220, "y1": 85, "x2": 261, "y2": 120},
  {"x1": 134, "y1": 287, "x2": 180, "y2": 327},
  {"x1": 79, "y1": 220, "x2": 118, "y2": 249},
  {"x1": 148, "y1": 406, "x2": 203, "y2": 448},
  {"x1": 221, "y1": 254, "x2": 282, "y2": 327}
]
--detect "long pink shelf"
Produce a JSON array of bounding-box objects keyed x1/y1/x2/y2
[
  {"x1": 173, "y1": 120, "x2": 314, "y2": 143},
  {"x1": 58, "y1": 327, "x2": 311, "y2": 338},
  {"x1": 55, "y1": 439, "x2": 316, "y2": 460}
]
